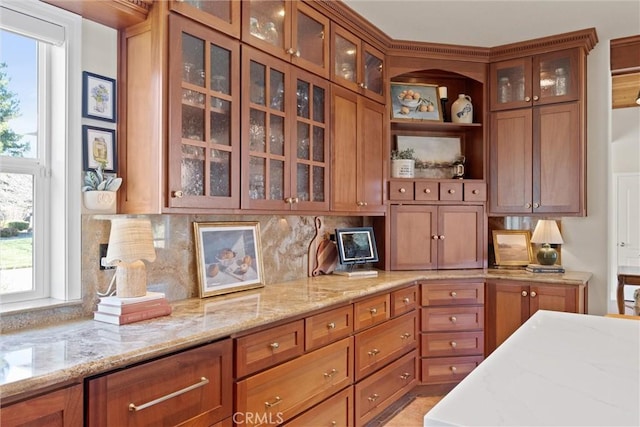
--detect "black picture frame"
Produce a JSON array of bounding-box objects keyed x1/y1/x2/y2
[
  {"x1": 82, "y1": 125, "x2": 117, "y2": 172},
  {"x1": 335, "y1": 227, "x2": 379, "y2": 265},
  {"x1": 82, "y1": 71, "x2": 116, "y2": 122}
]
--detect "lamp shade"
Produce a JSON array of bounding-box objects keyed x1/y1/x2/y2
[
  {"x1": 105, "y1": 218, "x2": 156, "y2": 265},
  {"x1": 531, "y1": 220, "x2": 564, "y2": 244}
]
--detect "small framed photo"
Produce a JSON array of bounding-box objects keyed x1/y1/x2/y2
[
  {"x1": 82, "y1": 71, "x2": 116, "y2": 122},
  {"x1": 194, "y1": 221, "x2": 265, "y2": 298},
  {"x1": 83, "y1": 125, "x2": 117, "y2": 172},
  {"x1": 390, "y1": 82, "x2": 442, "y2": 122},
  {"x1": 492, "y1": 230, "x2": 534, "y2": 266},
  {"x1": 335, "y1": 227, "x2": 379, "y2": 265}
]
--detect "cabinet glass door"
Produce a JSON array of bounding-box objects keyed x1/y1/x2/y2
[
  {"x1": 169, "y1": 16, "x2": 240, "y2": 209},
  {"x1": 292, "y1": 3, "x2": 329, "y2": 78},
  {"x1": 291, "y1": 70, "x2": 329, "y2": 210},
  {"x1": 333, "y1": 27, "x2": 359, "y2": 93},
  {"x1": 535, "y1": 48, "x2": 579, "y2": 105},
  {"x1": 170, "y1": 0, "x2": 240, "y2": 38},
  {"x1": 490, "y1": 58, "x2": 531, "y2": 111},
  {"x1": 245, "y1": 0, "x2": 287, "y2": 54},
  {"x1": 363, "y1": 44, "x2": 384, "y2": 102}
]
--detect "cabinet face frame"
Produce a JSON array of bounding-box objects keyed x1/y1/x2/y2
[{"x1": 169, "y1": 0, "x2": 240, "y2": 39}]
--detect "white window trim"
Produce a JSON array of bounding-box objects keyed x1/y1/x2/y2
[{"x1": 0, "y1": 0, "x2": 81, "y2": 306}]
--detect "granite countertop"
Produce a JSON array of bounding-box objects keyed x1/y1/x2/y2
[
  {"x1": 0, "y1": 269, "x2": 591, "y2": 402},
  {"x1": 423, "y1": 310, "x2": 640, "y2": 426}
]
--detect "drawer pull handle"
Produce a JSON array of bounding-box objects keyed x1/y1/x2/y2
[
  {"x1": 323, "y1": 368, "x2": 338, "y2": 378},
  {"x1": 400, "y1": 372, "x2": 411, "y2": 380},
  {"x1": 472, "y1": 189, "x2": 479, "y2": 194},
  {"x1": 400, "y1": 332, "x2": 411, "y2": 340},
  {"x1": 368, "y1": 348, "x2": 380, "y2": 356},
  {"x1": 327, "y1": 322, "x2": 336, "y2": 329},
  {"x1": 450, "y1": 341, "x2": 457, "y2": 348},
  {"x1": 448, "y1": 189, "x2": 455, "y2": 194},
  {"x1": 399, "y1": 187, "x2": 406, "y2": 193},
  {"x1": 269, "y1": 342, "x2": 280, "y2": 350},
  {"x1": 368, "y1": 393, "x2": 380, "y2": 402},
  {"x1": 450, "y1": 291, "x2": 457, "y2": 298},
  {"x1": 265, "y1": 396, "x2": 282, "y2": 408},
  {"x1": 129, "y1": 377, "x2": 209, "y2": 412},
  {"x1": 432, "y1": 235, "x2": 439, "y2": 240},
  {"x1": 424, "y1": 188, "x2": 431, "y2": 194},
  {"x1": 530, "y1": 291, "x2": 537, "y2": 298},
  {"x1": 450, "y1": 316, "x2": 457, "y2": 323},
  {"x1": 403, "y1": 297, "x2": 410, "y2": 304},
  {"x1": 521, "y1": 291, "x2": 528, "y2": 297},
  {"x1": 370, "y1": 308, "x2": 378, "y2": 315},
  {"x1": 450, "y1": 366, "x2": 458, "y2": 373}
]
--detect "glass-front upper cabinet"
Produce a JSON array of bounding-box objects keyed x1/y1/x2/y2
[
  {"x1": 168, "y1": 15, "x2": 240, "y2": 209},
  {"x1": 242, "y1": 1, "x2": 330, "y2": 78},
  {"x1": 331, "y1": 24, "x2": 385, "y2": 103},
  {"x1": 169, "y1": 0, "x2": 240, "y2": 38},
  {"x1": 490, "y1": 48, "x2": 580, "y2": 111},
  {"x1": 241, "y1": 46, "x2": 329, "y2": 211}
]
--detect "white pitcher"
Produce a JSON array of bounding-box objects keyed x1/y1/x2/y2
[{"x1": 451, "y1": 94, "x2": 473, "y2": 123}]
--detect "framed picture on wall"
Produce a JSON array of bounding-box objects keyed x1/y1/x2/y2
[
  {"x1": 82, "y1": 71, "x2": 116, "y2": 122},
  {"x1": 390, "y1": 82, "x2": 442, "y2": 122},
  {"x1": 492, "y1": 230, "x2": 533, "y2": 266},
  {"x1": 82, "y1": 125, "x2": 117, "y2": 172}
]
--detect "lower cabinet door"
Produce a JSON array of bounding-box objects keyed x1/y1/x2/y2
[
  {"x1": 235, "y1": 337, "x2": 353, "y2": 426},
  {"x1": 1, "y1": 384, "x2": 83, "y2": 427},
  {"x1": 86, "y1": 340, "x2": 233, "y2": 427},
  {"x1": 421, "y1": 355, "x2": 483, "y2": 384},
  {"x1": 284, "y1": 387, "x2": 354, "y2": 427},
  {"x1": 354, "y1": 350, "x2": 418, "y2": 427}
]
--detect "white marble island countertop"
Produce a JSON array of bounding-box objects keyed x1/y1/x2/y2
[
  {"x1": 424, "y1": 310, "x2": 640, "y2": 427},
  {"x1": 0, "y1": 269, "x2": 591, "y2": 402}
]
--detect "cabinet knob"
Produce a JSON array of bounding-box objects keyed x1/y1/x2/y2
[
  {"x1": 358, "y1": 82, "x2": 365, "y2": 88},
  {"x1": 450, "y1": 316, "x2": 457, "y2": 323},
  {"x1": 323, "y1": 368, "x2": 337, "y2": 378},
  {"x1": 327, "y1": 322, "x2": 336, "y2": 329},
  {"x1": 525, "y1": 203, "x2": 532, "y2": 208},
  {"x1": 269, "y1": 342, "x2": 280, "y2": 350},
  {"x1": 525, "y1": 96, "x2": 531, "y2": 102},
  {"x1": 533, "y1": 95, "x2": 539, "y2": 101},
  {"x1": 172, "y1": 190, "x2": 184, "y2": 198},
  {"x1": 522, "y1": 290, "x2": 528, "y2": 297},
  {"x1": 368, "y1": 393, "x2": 380, "y2": 402},
  {"x1": 432, "y1": 235, "x2": 439, "y2": 240},
  {"x1": 400, "y1": 332, "x2": 411, "y2": 339},
  {"x1": 450, "y1": 341, "x2": 457, "y2": 348},
  {"x1": 530, "y1": 291, "x2": 537, "y2": 298},
  {"x1": 472, "y1": 189, "x2": 479, "y2": 194},
  {"x1": 424, "y1": 188, "x2": 431, "y2": 194},
  {"x1": 368, "y1": 348, "x2": 380, "y2": 356},
  {"x1": 448, "y1": 189, "x2": 455, "y2": 194},
  {"x1": 399, "y1": 187, "x2": 406, "y2": 193},
  {"x1": 439, "y1": 235, "x2": 445, "y2": 240},
  {"x1": 450, "y1": 366, "x2": 458, "y2": 373},
  {"x1": 400, "y1": 372, "x2": 411, "y2": 380},
  {"x1": 292, "y1": 196, "x2": 299, "y2": 204},
  {"x1": 450, "y1": 291, "x2": 457, "y2": 298},
  {"x1": 370, "y1": 308, "x2": 378, "y2": 315},
  {"x1": 533, "y1": 202, "x2": 540, "y2": 208},
  {"x1": 285, "y1": 197, "x2": 292, "y2": 204},
  {"x1": 403, "y1": 297, "x2": 410, "y2": 304}
]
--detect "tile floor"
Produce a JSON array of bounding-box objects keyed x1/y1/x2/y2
[{"x1": 383, "y1": 396, "x2": 444, "y2": 426}]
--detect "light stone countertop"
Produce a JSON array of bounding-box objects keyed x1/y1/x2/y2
[
  {"x1": 0, "y1": 269, "x2": 591, "y2": 402},
  {"x1": 423, "y1": 310, "x2": 640, "y2": 426}
]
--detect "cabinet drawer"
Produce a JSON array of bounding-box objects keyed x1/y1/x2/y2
[
  {"x1": 415, "y1": 181, "x2": 439, "y2": 201},
  {"x1": 389, "y1": 181, "x2": 414, "y2": 201},
  {"x1": 86, "y1": 340, "x2": 232, "y2": 427},
  {"x1": 464, "y1": 182, "x2": 487, "y2": 201},
  {"x1": 236, "y1": 337, "x2": 353, "y2": 426},
  {"x1": 354, "y1": 293, "x2": 390, "y2": 331},
  {"x1": 354, "y1": 311, "x2": 416, "y2": 381},
  {"x1": 355, "y1": 350, "x2": 418, "y2": 427},
  {"x1": 235, "y1": 320, "x2": 304, "y2": 378},
  {"x1": 284, "y1": 387, "x2": 354, "y2": 427},
  {"x1": 305, "y1": 305, "x2": 354, "y2": 351},
  {"x1": 421, "y1": 355, "x2": 483, "y2": 384},
  {"x1": 390, "y1": 284, "x2": 418, "y2": 317},
  {"x1": 421, "y1": 282, "x2": 484, "y2": 306},
  {"x1": 421, "y1": 306, "x2": 484, "y2": 332},
  {"x1": 439, "y1": 182, "x2": 463, "y2": 201},
  {"x1": 421, "y1": 331, "x2": 484, "y2": 357}
]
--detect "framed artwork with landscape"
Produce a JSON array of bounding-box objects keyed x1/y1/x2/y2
[
  {"x1": 194, "y1": 221, "x2": 265, "y2": 298},
  {"x1": 492, "y1": 230, "x2": 533, "y2": 266}
]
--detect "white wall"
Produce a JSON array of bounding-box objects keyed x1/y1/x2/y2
[{"x1": 612, "y1": 108, "x2": 640, "y2": 173}]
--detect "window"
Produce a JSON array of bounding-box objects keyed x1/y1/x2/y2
[{"x1": 0, "y1": 0, "x2": 81, "y2": 306}]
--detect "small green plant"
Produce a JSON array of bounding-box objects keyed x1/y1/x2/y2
[
  {"x1": 82, "y1": 165, "x2": 122, "y2": 192},
  {"x1": 391, "y1": 148, "x2": 416, "y2": 160},
  {"x1": 6, "y1": 221, "x2": 29, "y2": 231}
]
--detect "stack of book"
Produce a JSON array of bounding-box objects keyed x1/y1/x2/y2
[
  {"x1": 525, "y1": 264, "x2": 565, "y2": 273},
  {"x1": 94, "y1": 291, "x2": 172, "y2": 325}
]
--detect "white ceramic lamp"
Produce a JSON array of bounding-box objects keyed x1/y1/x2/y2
[
  {"x1": 530, "y1": 220, "x2": 563, "y2": 266},
  {"x1": 105, "y1": 218, "x2": 156, "y2": 298}
]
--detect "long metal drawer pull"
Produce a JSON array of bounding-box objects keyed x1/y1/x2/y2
[
  {"x1": 265, "y1": 396, "x2": 282, "y2": 408},
  {"x1": 399, "y1": 372, "x2": 411, "y2": 380},
  {"x1": 368, "y1": 348, "x2": 380, "y2": 356},
  {"x1": 128, "y1": 377, "x2": 209, "y2": 412},
  {"x1": 368, "y1": 393, "x2": 379, "y2": 402},
  {"x1": 324, "y1": 368, "x2": 338, "y2": 378},
  {"x1": 400, "y1": 332, "x2": 411, "y2": 339}
]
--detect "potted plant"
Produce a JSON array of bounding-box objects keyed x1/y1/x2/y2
[
  {"x1": 390, "y1": 147, "x2": 416, "y2": 178},
  {"x1": 82, "y1": 165, "x2": 122, "y2": 212}
]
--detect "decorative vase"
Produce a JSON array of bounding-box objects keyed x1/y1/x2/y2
[
  {"x1": 451, "y1": 94, "x2": 473, "y2": 124},
  {"x1": 391, "y1": 159, "x2": 415, "y2": 178},
  {"x1": 83, "y1": 190, "x2": 117, "y2": 212}
]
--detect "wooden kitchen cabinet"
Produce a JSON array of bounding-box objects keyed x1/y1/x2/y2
[
  {"x1": 0, "y1": 384, "x2": 82, "y2": 427},
  {"x1": 169, "y1": 0, "x2": 240, "y2": 38},
  {"x1": 331, "y1": 85, "x2": 386, "y2": 213},
  {"x1": 420, "y1": 281, "x2": 485, "y2": 385},
  {"x1": 331, "y1": 24, "x2": 385, "y2": 103},
  {"x1": 242, "y1": 0, "x2": 330, "y2": 79},
  {"x1": 485, "y1": 279, "x2": 587, "y2": 354},
  {"x1": 284, "y1": 386, "x2": 354, "y2": 427},
  {"x1": 390, "y1": 204, "x2": 484, "y2": 270},
  {"x1": 86, "y1": 339, "x2": 232, "y2": 426},
  {"x1": 241, "y1": 46, "x2": 330, "y2": 211}
]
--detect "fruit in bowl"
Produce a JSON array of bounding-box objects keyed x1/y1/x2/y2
[
  {"x1": 397, "y1": 89, "x2": 422, "y2": 108},
  {"x1": 216, "y1": 248, "x2": 236, "y2": 267}
]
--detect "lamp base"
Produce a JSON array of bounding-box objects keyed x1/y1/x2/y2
[
  {"x1": 115, "y1": 260, "x2": 148, "y2": 298},
  {"x1": 536, "y1": 244, "x2": 558, "y2": 266}
]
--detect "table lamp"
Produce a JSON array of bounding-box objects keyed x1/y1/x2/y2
[
  {"x1": 530, "y1": 220, "x2": 563, "y2": 266},
  {"x1": 105, "y1": 218, "x2": 156, "y2": 298}
]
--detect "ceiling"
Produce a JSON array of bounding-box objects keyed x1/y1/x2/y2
[{"x1": 342, "y1": 0, "x2": 640, "y2": 108}]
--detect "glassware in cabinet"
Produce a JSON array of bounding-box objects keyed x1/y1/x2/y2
[{"x1": 170, "y1": 0, "x2": 240, "y2": 38}]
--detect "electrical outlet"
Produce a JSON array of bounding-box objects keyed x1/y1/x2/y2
[{"x1": 99, "y1": 243, "x2": 114, "y2": 270}]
